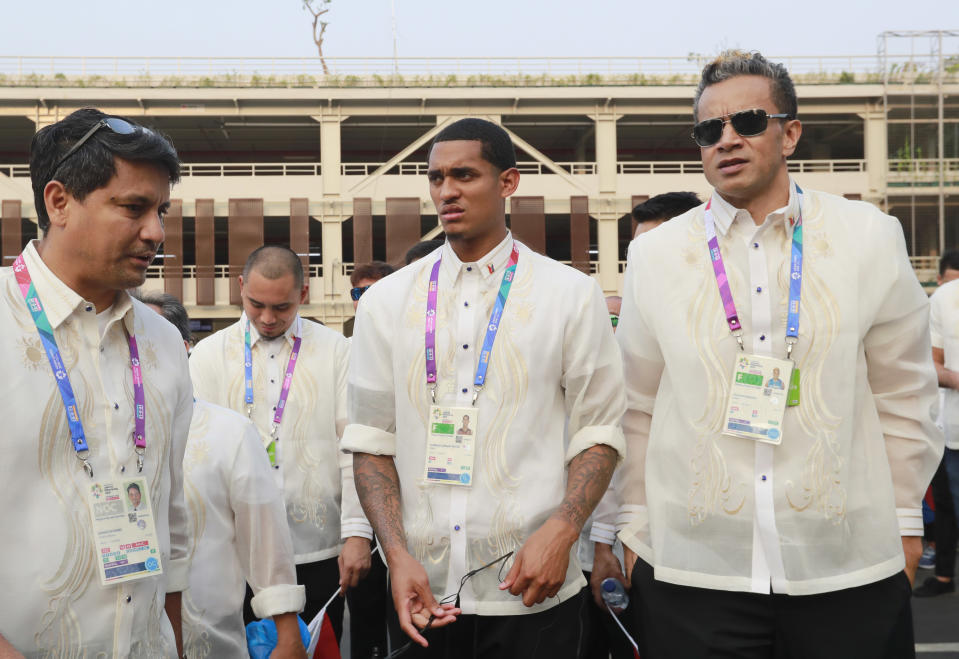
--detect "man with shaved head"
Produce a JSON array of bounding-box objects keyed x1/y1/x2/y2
[{"x1": 189, "y1": 245, "x2": 373, "y2": 643}]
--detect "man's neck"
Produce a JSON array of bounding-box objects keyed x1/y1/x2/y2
[
  {"x1": 720, "y1": 174, "x2": 791, "y2": 227},
  {"x1": 447, "y1": 226, "x2": 509, "y2": 264},
  {"x1": 36, "y1": 239, "x2": 116, "y2": 312}
]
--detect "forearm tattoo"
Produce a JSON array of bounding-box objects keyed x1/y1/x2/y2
[
  {"x1": 354, "y1": 453, "x2": 407, "y2": 555},
  {"x1": 556, "y1": 444, "x2": 618, "y2": 532}
]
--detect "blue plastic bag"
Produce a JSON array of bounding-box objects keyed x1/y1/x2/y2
[{"x1": 245, "y1": 616, "x2": 311, "y2": 658}]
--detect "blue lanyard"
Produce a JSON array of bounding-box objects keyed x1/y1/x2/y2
[
  {"x1": 703, "y1": 183, "x2": 804, "y2": 359},
  {"x1": 425, "y1": 245, "x2": 520, "y2": 405}
]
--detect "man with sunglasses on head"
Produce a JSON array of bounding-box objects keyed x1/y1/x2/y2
[
  {"x1": 616, "y1": 51, "x2": 941, "y2": 658},
  {"x1": 350, "y1": 261, "x2": 396, "y2": 311},
  {"x1": 344, "y1": 117, "x2": 626, "y2": 658},
  {"x1": 189, "y1": 245, "x2": 372, "y2": 647},
  {"x1": 0, "y1": 108, "x2": 193, "y2": 657}
]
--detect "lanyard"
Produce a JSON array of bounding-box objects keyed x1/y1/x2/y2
[
  {"x1": 703, "y1": 183, "x2": 804, "y2": 359},
  {"x1": 13, "y1": 253, "x2": 147, "y2": 477},
  {"x1": 244, "y1": 321, "x2": 302, "y2": 438},
  {"x1": 425, "y1": 245, "x2": 520, "y2": 405}
]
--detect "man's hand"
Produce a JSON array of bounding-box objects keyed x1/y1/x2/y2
[
  {"x1": 499, "y1": 517, "x2": 579, "y2": 607},
  {"x1": 388, "y1": 549, "x2": 460, "y2": 647},
  {"x1": 589, "y1": 542, "x2": 627, "y2": 610},
  {"x1": 270, "y1": 612, "x2": 307, "y2": 659},
  {"x1": 163, "y1": 591, "x2": 183, "y2": 658},
  {"x1": 338, "y1": 536, "x2": 372, "y2": 595},
  {"x1": 903, "y1": 536, "x2": 922, "y2": 587},
  {"x1": 623, "y1": 547, "x2": 638, "y2": 586}
]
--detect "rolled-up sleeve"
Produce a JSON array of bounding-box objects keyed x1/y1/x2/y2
[
  {"x1": 166, "y1": 348, "x2": 194, "y2": 592},
  {"x1": 342, "y1": 293, "x2": 398, "y2": 456},
  {"x1": 337, "y1": 337, "x2": 374, "y2": 540},
  {"x1": 614, "y1": 239, "x2": 665, "y2": 557},
  {"x1": 561, "y1": 278, "x2": 626, "y2": 464},
  {"x1": 863, "y1": 213, "x2": 943, "y2": 536}
]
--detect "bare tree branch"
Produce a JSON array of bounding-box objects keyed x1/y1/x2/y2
[{"x1": 302, "y1": 0, "x2": 332, "y2": 75}]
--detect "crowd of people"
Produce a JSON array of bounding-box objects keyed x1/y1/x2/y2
[{"x1": 0, "y1": 49, "x2": 945, "y2": 659}]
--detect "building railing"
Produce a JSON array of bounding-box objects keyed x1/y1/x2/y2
[
  {"x1": 0, "y1": 54, "x2": 954, "y2": 88},
  {"x1": 341, "y1": 161, "x2": 596, "y2": 176},
  {"x1": 887, "y1": 158, "x2": 959, "y2": 185},
  {"x1": 145, "y1": 263, "x2": 324, "y2": 279}
]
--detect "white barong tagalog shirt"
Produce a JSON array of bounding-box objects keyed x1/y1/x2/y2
[
  {"x1": 0, "y1": 241, "x2": 193, "y2": 657},
  {"x1": 929, "y1": 279, "x2": 959, "y2": 450},
  {"x1": 343, "y1": 234, "x2": 626, "y2": 615},
  {"x1": 616, "y1": 184, "x2": 942, "y2": 596},
  {"x1": 182, "y1": 399, "x2": 305, "y2": 658},
  {"x1": 190, "y1": 314, "x2": 370, "y2": 564}
]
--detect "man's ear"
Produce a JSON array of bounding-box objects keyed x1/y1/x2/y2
[
  {"x1": 499, "y1": 167, "x2": 520, "y2": 198},
  {"x1": 300, "y1": 282, "x2": 309, "y2": 305},
  {"x1": 43, "y1": 180, "x2": 71, "y2": 229},
  {"x1": 238, "y1": 274, "x2": 245, "y2": 293},
  {"x1": 781, "y1": 118, "x2": 802, "y2": 158}
]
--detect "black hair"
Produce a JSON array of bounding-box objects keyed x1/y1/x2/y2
[
  {"x1": 940, "y1": 250, "x2": 959, "y2": 276},
  {"x1": 136, "y1": 291, "x2": 193, "y2": 345},
  {"x1": 127, "y1": 483, "x2": 141, "y2": 494},
  {"x1": 350, "y1": 261, "x2": 395, "y2": 286},
  {"x1": 430, "y1": 118, "x2": 517, "y2": 172},
  {"x1": 30, "y1": 108, "x2": 180, "y2": 233},
  {"x1": 693, "y1": 51, "x2": 798, "y2": 122},
  {"x1": 404, "y1": 238, "x2": 445, "y2": 265},
  {"x1": 632, "y1": 192, "x2": 702, "y2": 224},
  {"x1": 243, "y1": 245, "x2": 305, "y2": 289}
]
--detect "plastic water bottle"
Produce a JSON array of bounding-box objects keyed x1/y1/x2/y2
[{"x1": 601, "y1": 577, "x2": 630, "y2": 609}]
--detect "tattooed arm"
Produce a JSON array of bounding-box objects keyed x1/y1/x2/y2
[
  {"x1": 353, "y1": 453, "x2": 459, "y2": 647},
  {"x1": 500, "y1": 444, "x2": 618, "y2": 607}
]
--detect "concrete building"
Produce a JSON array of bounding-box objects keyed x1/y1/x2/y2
[{"x1": 1, "y1": 35, "x2": 956, "y2": 333}]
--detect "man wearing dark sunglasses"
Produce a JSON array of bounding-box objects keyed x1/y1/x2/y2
[
  {"x1": 616, "y1": 51, "x2": 940, "y2": 658},
  {"x1": 0, "y1": 108, "x2": 195, "y2": 657}
]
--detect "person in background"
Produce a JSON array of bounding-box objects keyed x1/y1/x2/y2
[{"x1": 631, "y1": 191, "x2": 701, "y2": 239}]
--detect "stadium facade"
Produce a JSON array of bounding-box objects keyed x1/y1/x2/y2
[{"x1": 0, "y1": 33, "x2": 956, "y2": 332}]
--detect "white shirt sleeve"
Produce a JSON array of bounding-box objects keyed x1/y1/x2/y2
[
  {"x1": 862, "y1": 213, "x2": 944, "y2": 536},
  {"x1": 337, "y1": 336, "x2": 374, "y2": 540},
  {"x1": 232, "y1": 422, "x2": 306, "y2": 618},
  {"x1": 166, "y1": 347, "x2": 194, "y2": 592}
]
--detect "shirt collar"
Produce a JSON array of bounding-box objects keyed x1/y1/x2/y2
[
  {"x1": 709, "y1": 178, "x2": 800, "y2": 238},
  {"x1": 241, "y1": 312, "x2": 302, "y2": 348},
  {"x1": 20, "y1": 240, "x2": 133, "y2": 333},
  {"x1": 439, "y1": 232, "x2": 516, "y2": 284}
]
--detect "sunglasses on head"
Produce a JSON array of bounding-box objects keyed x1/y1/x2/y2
[
  {"x1": 691, "y1": 109, "x2": 793, "y2": 148},
  {"x1": 52, "y1": 117, "x2": 139, "y2": 175},
  {"x1": 350, "y1": 285, "x2": 371, "y2": 301}
]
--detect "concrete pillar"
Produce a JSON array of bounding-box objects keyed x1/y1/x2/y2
[
  {"x1": 859, "y1": 107, "x2": 887, "y2": 202},
  {"x1": 317, "y1": 116, "x2": 342, "y2": 197},
  {"x1": 321, "y1": 214, "x2": 344, "y2": 297},
  {"x1": 595, "y1": 211, "x2": 620, "y2": 294},
  {"x1": 594, "y1": 114, "x2": 621, "y2": 195}
]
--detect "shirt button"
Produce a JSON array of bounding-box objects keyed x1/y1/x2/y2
[
  {"x1": 454, "y1": 525, "x2": 461, "y2": 531},
  {"x1": 461, "y1": 388, "x2": 468, "y2": 394},
  {"x1": 270, "y1": 354, "x2": 275, "y2": 359},
  {"x1": 125, "y1": 595, "x2": 132, "y2": 603},
  {"x1": 120, "y1": 465, "x2": 125, "y2": 473},
  {"x1": 761, "y1": 475, "x2": 767, "y2": 482},
  {"x1": 753, "y1": 242, "x2": 759, "y2": 249},
  {"x1": 462, "y1": 344, "x2": 468, "y2": 350},
  {"x1": 464, "y1": 302, "x2": 469, "y2": 307},
  {"x1": 466, "y1": 266, "x2": 472, "y2": 272},
  {"x1": 114, "y1": 403, "x2": 119, "y2": 410},
  {"x1": 759, "y1": 335, "x2": 766, "y2": 341},
  {"x1": 85, "y1": 306, "x2": 93, "y2": 312},
  {"x1": 756, "y1": 287, "x2": 762, "y2": 293},
  {"x1": 270, "y1": 379, "x2": 275, "y2": 384}
]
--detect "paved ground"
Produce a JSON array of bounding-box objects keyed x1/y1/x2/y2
[{"x1": 914, "y1": 572, "x2": 959, "y2": 658}]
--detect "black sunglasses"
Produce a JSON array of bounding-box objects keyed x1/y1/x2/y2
[
  {"x1": 52, "y1": 117, "x2": 139, "y2": 174},
  {"x1": 692, "y1": 109, "x2": 793, "y2": 148},
  {"x1": 350, "y1": 285, "x2": 371, "y2": 301}
]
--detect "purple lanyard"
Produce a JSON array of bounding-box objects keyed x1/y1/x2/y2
[
  {"x1": 14, "y1": 253, "x2": 147, "y2": 476},
  {"x1": 703, "y1": 184, "x2": 804, "y2": 358},
  {"x1": 244, "y1": 321, "x2": 302, "y2": 437},
  {"x1": 425, "y1": 245, "x2": 520, "y2": 404}
]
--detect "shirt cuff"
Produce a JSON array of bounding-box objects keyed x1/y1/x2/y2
[
  {"x1": 897, "y1": 507, "x2": 924, "y2": 536},
  {"x1": 341, "y1": 518, "x2": 375, "y2": 541},
  {"x1": 164, "y1": 556, "x2": 190, "y2": 593},
  {"x1": 342, "y1": 424, "x2": 396, "y2": 456},
  {"x1": 590, "y1": 521, "x2": 616, "y2": 545},
  {"x1": 564, "y1": 425, "x2": 626, "y2": 465},
  {"x1": 250, "y1": 584, "x2": 307, "y2": 619}
]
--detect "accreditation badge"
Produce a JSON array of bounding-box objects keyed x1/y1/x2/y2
[
  {"x1": 424, "y1": 405, "x2": 478, "y2": 486},
  {"x1": 722, "y1": 354, "x2": 793, "y2": 445},
  {"x1": 86, "y1": 477, "x2": 164, "y2": 586}
]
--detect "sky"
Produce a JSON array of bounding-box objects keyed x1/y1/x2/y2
[{"x1": 1, "y1": 0, "x2": 956, "y2": 61}]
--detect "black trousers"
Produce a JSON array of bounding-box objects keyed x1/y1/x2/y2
[
  {"x1": 387, "y1": 592, "x2": 586, "y2": 659},
  {"x1": 930, "y1": 456, "x2": 958, "y2": 578},
  {"x1": 579, "y1": 572, "x2": 637, "y2": 659},
  {"x1": 242, "y1": 556, "x2": 345, "y2": 643},
  {"x1": 628, "y1": 558, "x2": 914, "y2": 659},
  {"x1": 347, "y1": 549, "x2": 390, "y2": 659}
]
